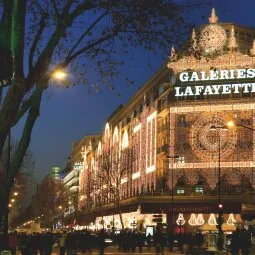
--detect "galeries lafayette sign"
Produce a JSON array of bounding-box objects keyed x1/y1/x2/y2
[{"x1": 175, "y1": 68, "x2": 255, "y2": 97}]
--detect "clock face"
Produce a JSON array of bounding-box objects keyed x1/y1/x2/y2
[{"x1": 190, "y1": 113, "x2": 237, "y2": 161}]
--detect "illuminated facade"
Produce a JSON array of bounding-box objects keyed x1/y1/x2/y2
[{"x1": 78, "y1": 9, "x2": 255, "y2": 233}]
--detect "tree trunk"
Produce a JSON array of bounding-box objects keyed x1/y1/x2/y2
[
  {"x1": 118, "y1": 205, "x2": 124, "y2": 230},
  {"x1": 0, "y1": 189, "x2": 9, "y2": 250}
]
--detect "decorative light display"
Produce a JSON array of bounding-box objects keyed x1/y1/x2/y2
[
  {"x1": 146, "y1": 111, "x2": 157, "y2": 172},
  {"x1": 176, "y1": 213, "x2": 186, "y2": 225},
  {"x1": 199, "y1": 8, "x2": 227, "y2": 55},
  {"x1": 169, "y1": 104, "x2": 255, "y2": 189},
  {"x1": 188, "y1": 214, "x2": 197, "y2": 226},
  {"x1": 168, "y1": 8, "x2": 255, "y2": 74},
  {"x1": 227, "y1": 213, "x2": 236, "y2": 226},
  {"x1": 227, "y1": 26, "x2": 238, "y2": 50},
  {"x1": 113, "y1": 126, "x2": 119, "y2": 143},
  {"x1": 121, "y1": 129, "x2": 129, "y2": 149},
  {"x1": 105, "y1": 123, "x2": 110, "y2": 137},
  {"x1": 209, "y1": 7, "x2": 218, "y2": 23},
  {"x1": 250, "y1": 39, "x2": 255, "y2": 56},
  {"x1": 196, "y1": 214, "x2": 205, "y2": 225},
  {"x1": 208, "y1": 213, "x2": 217, "y2": 226},
  {"x1": 190, "y1": 112, "x2": 237, "y2": 161},
  {"x1": 189, "y1": 28, "x2": 198, "y2": 57}
]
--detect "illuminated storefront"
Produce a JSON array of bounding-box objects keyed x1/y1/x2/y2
[{"x1": 78, "y1": 8, "x2": 255, "y2": 233}]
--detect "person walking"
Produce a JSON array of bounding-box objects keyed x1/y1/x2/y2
[
  {"x1": 8, "y1": 231, "x2": 18, "y2": 255},
  {"x1": 154, "y1": 227, "x2": 165, "y2": 255},
  {"x1": 42, "y1": 232, "x2": 54, "y2": 255},
  {"x1": 231, "y1": 230, "x2": 241, "y2": 255},
  {"x1": 97, "y1": 229, "x2": 106, "y2": 255},
  {"x1": 59, "y1": 231, "x2": 68, "y2": 255}
]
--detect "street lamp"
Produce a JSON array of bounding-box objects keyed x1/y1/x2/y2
[
  {"x1": 166, "y1": 155, "x2": 180, "y2": 236},
  {"x1": 209, "y1": 125, "x2": 228, "y2": 250},
  {"x1": 52, "y1": 70, "x2": 67, "y2": 80},
  {"x1": 227, "y1": 120, "x2": 255, "y2": 131}
]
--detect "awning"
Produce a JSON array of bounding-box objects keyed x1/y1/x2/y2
[{"x1": 140, "y1": 203, "x2": 242, "y2": 214}]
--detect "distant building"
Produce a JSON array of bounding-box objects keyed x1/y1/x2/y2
[
  {"x1": 49, "y1": 166, "x2": 62, "y2": 180},
  {"x1": 63, "y1": 135, "x2": 100, "y2": 213}
]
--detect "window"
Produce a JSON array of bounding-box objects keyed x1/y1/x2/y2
[
  {"x1": 146, "y1": 112, "x2": 157, "y2": 173},
  {"x1": 158, "y1": 85, "x2": 164, "y2": 95},
  {"x1": 195, "y1": 186, "x2": 204, "y2": 194},
  {"x1": 177, "y1": 187, "x2": 185, "y2": 194}
]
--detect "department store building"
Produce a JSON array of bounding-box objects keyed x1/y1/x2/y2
[{"x1": 77, "y1": 9, "x2": 255, "y2": 235}]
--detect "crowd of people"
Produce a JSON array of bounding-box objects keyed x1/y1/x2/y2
[{"x1": 5, "y1": 226, "x2": 254, "y2": 255}]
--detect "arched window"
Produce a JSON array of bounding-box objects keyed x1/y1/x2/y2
[
  {"x1": 105, "y1": 123, "x2": 110, "y2": 139},
  {"x1": 97, "y1": 141, "x2": 102, "y2": 155},
  {"x1": 113, "y1": 126, "x2": 119, "y2": 144}
]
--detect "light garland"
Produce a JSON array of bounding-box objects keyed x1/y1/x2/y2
[
  {"x1": 121, "y1": 129, "x2": 129, "y2": 149},
  {"x1": 227, "y1": 213, "x2": 236, "y2": 226},
  {"x1": 188, "y1": 213, "x2": 197, "y2": 226},
  {"x1": 208, "y1": 214, "x2": 217, "y2": 226},
  {"x1": 196, "y1": 214, "x2": 205, "y2": 226},
  {"x1": 176, "y1": 213, "x2": 186, "y2": 225}
]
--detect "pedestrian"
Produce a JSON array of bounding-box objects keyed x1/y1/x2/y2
[
  {"x1": 137, "y1": 232, "x2": 145, "y2": 253},
  {"x1": 154, "y1": 226, "x2": 165, "y2": 255},
  {"x1": 146, "y1": 232, "x2": 152, "y2": 250},
  {"x1": 42, "y1": 232, "x2": 54, "y2": 255},
  {"x1": 97, "y1": 229, "x2": 106, "y2": 255},
  {"x1": 231, "y1": 230, "x2": 241, "y2": 255},
  {"x1": 8, "y1": 231, "x2": 18, "y2": 255},
  {"x1": 240, "y1": 227, "x2": 251, "y2": 255},
  {"x1": 59, "y1": 231, "x2": 68, "y2": 255}
]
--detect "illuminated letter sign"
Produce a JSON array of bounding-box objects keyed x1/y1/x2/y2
[{"x1": 175, "y1": 69, "x2": 255, "y2": 97}]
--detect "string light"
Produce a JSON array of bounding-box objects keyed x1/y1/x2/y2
[
  {"x1": 208, "y1": 214, "x2": 217, "y2": 226},
  {"x1": 227, "y1": 213, "x2": 236, "y2": 226},
  {"x1": 196, "y1": 214, "x2": 205, "y2": 225},
  {"x1": 176, "y1": 213, "x2": 186, "y2": 225},
  {"x1": 188, "y1": 214, "x2": 197, "y2": 226}
]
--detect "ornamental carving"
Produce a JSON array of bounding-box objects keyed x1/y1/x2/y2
[{"x1": 168, "y1": 52, "x2": 255, "y2": 74}]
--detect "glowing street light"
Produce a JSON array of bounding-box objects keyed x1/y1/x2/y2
[
  {"x1": 8, "y1": 204, "x2": 12, "y2": 208},
  {"x1": 227, "y1": 120, "x2": 255, "y2": 131},
  {"x1": 14, "y1": 192, "x2": 18, "y2": 196},
  {"x1": 58, "y1": 205, "x2": 63, "y2": 210},
  {"x1": 11, "y1": 199, "x2": 15, "y2": 203},
  {"x1": 52, "y1": 70, "x2": 67, "y2": 80}
]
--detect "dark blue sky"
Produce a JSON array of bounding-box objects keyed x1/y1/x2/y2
[{"x1": 14, "y1": 0, "x2": 255, "y2": 183}]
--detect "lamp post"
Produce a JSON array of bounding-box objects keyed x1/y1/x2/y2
[
  {"x1": 209, "y1": 125, "x2": 228, "y2": 250},
  {"x1": 227, "y1": 120, "x2": 255, "y2": 131},
  {"x1": 166, "y1": 155, "x2": 179, "y2": 236}
]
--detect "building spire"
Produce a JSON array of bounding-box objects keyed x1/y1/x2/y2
[
  {"x1": 190, "y1": 28, "x2": 198, "y2": 54},
  {"x1": 209, "y1": 7, "x2": 218, "y2": 24},
  {"x1": 250, "y1": 39, "x2": 255, "y2": 56},
  {"x1": 227, "y1": 26, "x2": 238, "y2": 51}
]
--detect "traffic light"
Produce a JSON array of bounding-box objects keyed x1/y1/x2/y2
[{"x1": 152, "y1": 214, "x2": 163, "y2": 223}]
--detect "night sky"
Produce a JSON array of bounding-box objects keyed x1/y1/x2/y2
[{"x1": 13, "y1": 0, "x2": 255, "y2": 187}]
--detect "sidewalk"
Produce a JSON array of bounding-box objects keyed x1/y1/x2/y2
[{"x1": 50, "y1": 246, "x2": 184, "y2": 255}]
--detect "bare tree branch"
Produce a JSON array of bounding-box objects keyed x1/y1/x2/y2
[
  {"x1": 29, "y1": 14, "x2": 46, "y2": 72},
  {"x1": 67, "y1": 10, "x2": 109, "y2": 58}
]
